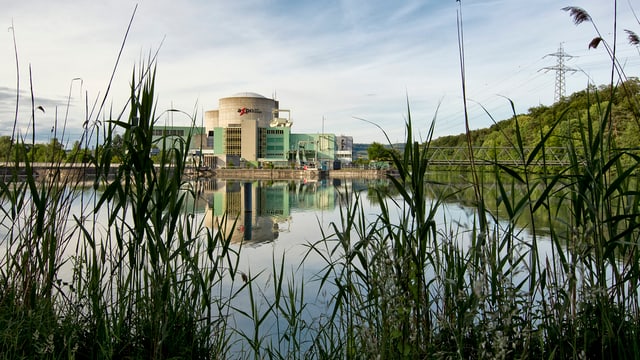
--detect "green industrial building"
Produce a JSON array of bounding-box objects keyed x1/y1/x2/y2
[{"x1": 151, "y1": 92, "x2": 353, "y2": 169}]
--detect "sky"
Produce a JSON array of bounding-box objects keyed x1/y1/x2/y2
[{"x1": 1, "y1": 0, "x2": 640, "y2": 146}]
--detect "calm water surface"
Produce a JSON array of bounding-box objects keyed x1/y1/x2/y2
[
  {"x1": 195, "y1": 178, "x2": 481, "y2": 274},
  {"x1": 0, "y1": 175, "x2": 558, "y2": 354}
]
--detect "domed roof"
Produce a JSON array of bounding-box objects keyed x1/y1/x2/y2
[{"x1": 226, "y1": 92, "x2": 267, "y2": 99}]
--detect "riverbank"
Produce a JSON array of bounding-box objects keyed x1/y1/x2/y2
[
  {"x1": 195, "y1": 167, "x2": 394, "y2": 180},
  {"x1": 0, "y1": 163, "x2": 394, "y2": 181}
]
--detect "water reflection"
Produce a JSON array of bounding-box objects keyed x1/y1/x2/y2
[
  {"x1": 197, "y1": 179, "x2": 378, "y2": 246},
  {"x1": 190, "y1": 173, "x2": 563, "y2": 249}
]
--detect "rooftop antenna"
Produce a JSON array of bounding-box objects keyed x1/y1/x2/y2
[{"x1": 540, "y1": 43, "x2": 577, "y2": 103}]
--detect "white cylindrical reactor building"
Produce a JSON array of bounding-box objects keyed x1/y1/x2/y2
[
  {"x1": 216, "y1": 92, "x2": 278, "y2": 128},
  {"x1": 203, "y1": 92, "x2": 280, "y2": 164}
]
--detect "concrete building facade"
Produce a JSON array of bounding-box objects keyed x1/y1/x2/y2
[
  {"x1": 152, "y1": 92, "x2": 353, "y2": 169},
  {"x1": 204, "y1": 92, "x2": 288, "y2": 167}
]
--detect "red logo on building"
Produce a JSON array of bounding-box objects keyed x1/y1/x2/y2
[{"x1": 237, "y1": 107, "x2": 262, "y2": 116}]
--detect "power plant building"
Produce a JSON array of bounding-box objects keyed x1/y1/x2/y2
[{"x1": 153, "y1": 92, "x2": 354, "y2": 169}]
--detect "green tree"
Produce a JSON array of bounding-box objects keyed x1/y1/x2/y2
[
  {"x1": 0, "y1": 136, "x2": 28, "y2": 162},
  {"x1": 0, "y1": 136, "x2": 12, "y2": 162},
  {"x1": 28, "y1": 138, "x2": 66, "y2": 163},
  {"x1": 353, "y1": 157, "x2": 369, "y2": 167},
  {"x1": 367, "y1": 142, "x2": 398, "y2": 161},
  {"x1": 66, "y1": 141, "x2": 92, "y2": 163},
  {"x1": 111, "y1": 134, "x2": 125, "y2": 162}
]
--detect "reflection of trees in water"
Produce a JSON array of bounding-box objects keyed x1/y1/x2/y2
[
  {"x1": 328, "y1": 171, "x2": 570, "y2": 237},
  {"x1": 424, "y1": 171, "x2": 569, "y2": 236},
  {"x1": 364, "y1": 179, "x2": 400, "y2": 204}
]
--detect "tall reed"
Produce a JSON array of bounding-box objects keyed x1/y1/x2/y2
[
  {"x1": 66, "y1": 62, "x2": 244, "y2": 358},
  {"x1": 1, "y1": 21, "x2": 241, "y2": 359}
]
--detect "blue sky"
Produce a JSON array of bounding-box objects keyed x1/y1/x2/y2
[{"x1": 1, "y1": 0, "x2": 639, "y2": 145}]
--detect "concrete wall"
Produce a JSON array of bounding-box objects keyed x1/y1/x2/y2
[
  {"x1": 204, "y1": 110, "x2": 219, "y2": 128},
  {"x1": 213, "y1": 168, "x2": 326, "y2": 180},
  {"x1": 241, "y1": 119, "x2": 258, "y2": 163}
]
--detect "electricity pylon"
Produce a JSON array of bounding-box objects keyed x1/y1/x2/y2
[{"x1": 541, "y1": 43, "x2": 577, "y2": 103}]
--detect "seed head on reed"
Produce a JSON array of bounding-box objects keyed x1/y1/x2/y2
[
  {"x1": 588, "y1": 37, "x2": 603, "y2": 49},
  {"x1": 562, "y1": 6, "x2": 592, "y2": 25},
  {"x1": 625, "y1": 29, "x2": 640, "y2": 45}
]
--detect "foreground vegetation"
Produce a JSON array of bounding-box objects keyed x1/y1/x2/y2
[{"x1": 2, "y1": 3, "x2": 640, "y2": 359}]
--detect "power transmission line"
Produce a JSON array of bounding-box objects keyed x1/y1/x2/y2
[{"x1": 540, "y1": 43, "x2": 577, "y2": 103}]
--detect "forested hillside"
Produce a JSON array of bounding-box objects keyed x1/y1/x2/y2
[{"x1": 430, "y1": 78, "x2": 640, "y2": 150}]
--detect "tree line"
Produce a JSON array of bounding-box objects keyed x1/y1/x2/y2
[
  {"x1": 0, "y1": 134, "x2": 126, "y2": 163},
  {"x1": 430, "y1": 78, "x2": 640, "y2": 151}
]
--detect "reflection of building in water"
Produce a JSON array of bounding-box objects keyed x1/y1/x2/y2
[
  {"x1": 260, "y1": 182, "x2": 291, "y2": 219},
  {"x1": 199, "y1": 179, "x2": 348, "y2": 247},
  {"x1": 290, "y1": 179, "x2": 336, "y2": 210},
  {"x1": 203, "y1": 180, "x2": 288, "y2": 246}
]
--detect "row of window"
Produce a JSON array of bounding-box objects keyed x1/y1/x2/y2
[
  {"x1": 153, "y1": 129, "x2": 185, "y2": 136},
  {"x1": 266, "y1": 129, "x2": 285, "y2": 135}
]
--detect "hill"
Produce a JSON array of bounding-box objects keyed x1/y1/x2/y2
[{"x1": 429, "y1": 78, "x2": 640, "y2": 150}]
